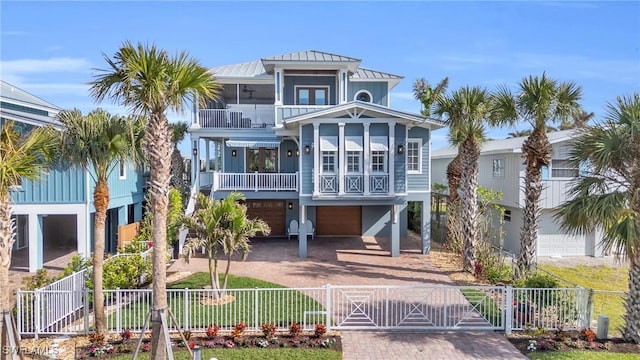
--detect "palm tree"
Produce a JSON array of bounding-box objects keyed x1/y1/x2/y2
[
  {"x1": 55, "y1": 108, "x2": 143, "y2": 335},
  {"x1": 0, "y1": 121, "x2": 56, "y2": 346},
  {"x1": 559, "y1": 109, "x2": 595, "y2": 130},
  {"x1": 493, "y1": 73, "x2": 582, "y2": 277},
  {"x1": 90, "y1": 41, "x2": 220, "y2": 359},
  {"x1": 556, "y1": 93, "x2": 640, "y2": 343},
  {"x1": 507, "y1": 129, "x2": 532, "y2": 138},
  {"x1": 435, "y1": 86, "x2": 510, "y2": 271},
  {"x1": 169, "y1": 121, "x2": 189, "y2": 193},
  {"x1": 413, "y1": 77, "x2": 449, "y2": 117}
]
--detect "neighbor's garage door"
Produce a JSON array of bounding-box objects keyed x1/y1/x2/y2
[
  {"x1": 245, "y1": 200, "x2": 285, "y2": 236},
  {"x1": 537, "y1": 234, "x2": 587, "y2": 257},
  {"x1": 316, "y1": 206, "x2": 362, "y2": 236}
]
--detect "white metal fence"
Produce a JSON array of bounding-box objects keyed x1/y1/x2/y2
[{"x1": 16, "y1": 284, "x2": 589, "y2": 337}]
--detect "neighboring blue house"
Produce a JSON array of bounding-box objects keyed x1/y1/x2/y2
[
  {"x1": 188, "y1": 50, "x2": 444, "y2": 257},
  {"x1": 1, "y1": 81, "x2": 145, "y2": 272}
]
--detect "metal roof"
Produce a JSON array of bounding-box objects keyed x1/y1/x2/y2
[
  {"x1": 1, "y1": 81, "x2": 60, "y2": 111},
  {"x1": 261, "y1": 50, "x2": 361, "y2": 62},
  {"x1": 432, "y1": 129, "x2": 579, "y2": 159},
  {"x1": 209, "y1": 60, "x2": 269, "y2": 78},
  {"x1": 352, "y1": 67, "x2": 403, "y2": 80}
]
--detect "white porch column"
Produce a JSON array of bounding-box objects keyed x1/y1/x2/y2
[
  {"x1": 205, "y1": 139, "x2": 210, "y2": 172},
  {"x1": 338, "y1": 123, "x2": 345, "y2": 195},
  {"x1": 298, "y1": 205, "x2": 308, "y2": 258},
  {"x1": 214, "y1": 140, "x2": 219, "y2": 172},
  {"x1": 274, "y1": 68, "x2": 283, "y2": 106},
  {"x1": 28, "y1": 214, "x2": 43, "y2": 272},
  {"x1": 388, "y1": 122, "x2": 396, "y2": 195},
  {"x1": 421, "y1": 195, "x2": 432, "y2": 254},
  {"x1": 363, "y1": 123, "x2": 370, "y2": 195},
  {"x1": 313, "y1": 124, "x2": 320, "y2": 196},
  {"x1": 193, "y1": 93, "x2": 200, "y2": 127},
  {"x1": 391, "y1": 205, "x2": 400, "y2": 257}
]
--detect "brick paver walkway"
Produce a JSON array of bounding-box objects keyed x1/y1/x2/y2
[{"x1": 169, "y1": 235, "x2": 526, "y2": 359}]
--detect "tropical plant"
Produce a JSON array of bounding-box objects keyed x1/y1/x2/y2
[
  {"x1": 556, "y1": 93, "x2": 640, "y2": 343},
  {"x1": 507, "y1": 129, "x2": 532, "y2": 138},
  {"x1": 0, "y1": 120, "x2": 56, "y2": 346},
  {"x1": 169, "y1": 121, "x2": 189, "y2": 195},
  {"x1": 493, "y1": 73, "x2": 582, "y2": 278},
  {"x1": 90, "y1": 41, "x2": 220, "y2": 359},
  {"x1": 182, "y1": 192, "x2": 269, "y2": 297},
  {"x1": 559, "y1": 109, "x2": 594, "y2": 130},
  {"x1": 435, "y1": 86, "x2": 511, "y2": 271},
  {"x1": 55, "y1": 108, "x2": 142, "y2": 335},
  {"x1": 413, "y1": 77, "x2": 449, "y2": 117}
]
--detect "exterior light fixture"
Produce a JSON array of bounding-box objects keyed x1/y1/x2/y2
[
  {"x1": 231, "y1": 149, "x2": 237, "y2": 157},
  {"x1": 288, "y1": 202, "x2": 293, "y2": 210},
  {"x1": 305, "y1": 145, "x2": 311, "y2": 154},
  {"x1": 296, "y1": 149, "x2": 300, "y2": 157},
  {"x1": 397, "y1": 144, "x2": 404, "y2": 155},
  {"x1": 192, "y1": 148, "x2": 198, "y2": 156},
  {"x1": 287, "y1": 149, "x2": 293, "y2": 157}
]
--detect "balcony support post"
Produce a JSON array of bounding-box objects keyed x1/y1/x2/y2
[
  {"x1": 338, "y1": 123, "x2": 345, "y2": 195},
  {"x1": 313, "y1": 124, "x2": 320, "y2": 196},
  {"x1": 388, "y1": 122, "x2": 396, "y2": 195},
  {"x1": 391, "y1": 205, "x2": 400, "y2": 257},
  {"x1": 298, "y1": 205, "x2": 308, "y2": 258},
  {"x1": 205, "y1": 140, "x2": 210, "y2": 172},
  {"x1": 364, "y1": 123, "x2": 370, "y2": 195}
]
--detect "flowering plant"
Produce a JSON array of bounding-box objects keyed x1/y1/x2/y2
[
  {"x1": 206, "y1": 325, "x2": 220, "y2": 338},
  {"x1": 231, "y1": 321, "x2": 246, "y2": 337},
  {"x1": 289, "y1": 321, "x2": 302, "y2": 337},
  {"x1": 314, "y1": 323, "x2": 327, "y2": 337},
  {"x1": 120, "y1": 328, "x2": 133, "y2": 342},
  {"x1": 261, "y1": 323, "x2": 277, "y2": 338}
]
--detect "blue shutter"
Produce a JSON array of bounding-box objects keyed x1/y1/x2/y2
[{"x1": 541, "y1": 165, "x2": 550, "y2": 180}]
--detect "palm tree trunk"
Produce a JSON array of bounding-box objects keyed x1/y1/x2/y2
[
  {"x1": 446, "y1": 154, "x2": 462, "y2": 249},
  {"x1": 92, "y1": 179, "x2": 109, "y2": 335},
  {"x1": 222, "y1": 255, "x2": 232, "y2": 291},
  {"x1": 148, "y1": 113, "x2": 172, "y2": 360},
  {"x1": 459, "y1": 140, "x2": 480, "y2": 272},
  {"x1": 0, "y1": 194, "x2": 15, "y2": 348},
  {"x1": 517, "y1": 129, "x2": 552, "y2": 278},
  {"x1": 623, "y1": 258, "x2": 640, "y2": 343}
]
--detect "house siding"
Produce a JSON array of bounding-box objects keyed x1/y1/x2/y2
[
  {"x1": 284, "y1": 76, "x2": 337, "y2": 105},
  {"x1": 224, "y1": 146, "x2": 245, "y2": 173},
  {"x1": 362, "y1": 205, "x2": 391, "y2": 236},
  {"x1": 347, "y1": 82, "x2": 388, "y2": 106},
  {"x1": 12, "y1": 166, "x2": 86, "y2": 204},
  {"x1": 407, "y1": 127, "x2": 430, "y2": 192},
  {"x1": 279, "y1": 140, "x2": 298, "y2": 173},
  {"x1": 88, "y1": 162, "x2": 145, "y2": 212}
]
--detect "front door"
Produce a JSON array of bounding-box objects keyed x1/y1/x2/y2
[{"x1": 247, "y1": 147, "x2": 278, "y2": 173}]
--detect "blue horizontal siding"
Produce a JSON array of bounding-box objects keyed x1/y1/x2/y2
[
  {"x1": 395, "y1": 124, "x2": 406, "y2": 193},
  {"x1": 12, "y1": 166, "x2": 86, "y2": 204},
  {"x1": 89, "y1": 162, "x2": 145, "y2": 212},
  {"x1": 347, "y1": 82, "x2": 388, "y2": 106},
  {"x1": 407, "y1": 127, "x2": 430, "y2": 192}
]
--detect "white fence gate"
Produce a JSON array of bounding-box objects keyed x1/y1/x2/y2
[{"x1": 16, "y1": 284, "x2": 589, "y2": 337}]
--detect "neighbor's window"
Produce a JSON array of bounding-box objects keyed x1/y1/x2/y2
[
  {"x1": 407, "y1": 139, "x2": 421, "y2": 173},
  {"x1": 493, "y1": 159, "x2": 505, "y2": 177},
  {"x1": 551, "y1": 159, "x2": 578, "y2": 178}
]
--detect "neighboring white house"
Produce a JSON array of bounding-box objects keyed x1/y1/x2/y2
[{"x1": 431, "y1": 130, "x2": 604, "y2": 257}]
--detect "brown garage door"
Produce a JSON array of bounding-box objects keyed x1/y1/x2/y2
[
  {"x1": 316, "y1": 206, "x2": 362, "y2": 236},
  {"x1": 245, "y1": 200, "x2": 285, "y2": 236}
]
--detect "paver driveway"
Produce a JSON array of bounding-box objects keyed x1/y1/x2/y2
[{"x1": 169, "y1": 235, "x2": 527, "y2": 359}]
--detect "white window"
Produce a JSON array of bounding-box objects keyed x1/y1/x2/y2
[
  {"x1": 322, "y1": 151, "x2": 336, "y2": 173},
  {"x1": 354, "y1": 90, "x2": 372, "y2": 103},
  {"x1": 345, "y1": 136, "x2": 363, "y2": 174},
  {"x1": 346, "y1": 151, "x2": 361, "y2": 173},
  {"x1": 371, "y1": 151, "x2": 386, "y2": 173},
  {"x1": 407, "y1": 139, "x2": 421, "y2": 173},
  {"x1": 493, "y1": 159, "x2": 505, "y2": 177},
  {"x1": 119, "y1": 161, "x2": 126, "y2": 180},
  {"x1": 551, "y1": 159, "x2": 578, "y2": 178}
]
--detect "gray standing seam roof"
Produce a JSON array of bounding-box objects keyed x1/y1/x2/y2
[
  {"x1": 0, "y1": 81, "x2": 60, "y2": 110},
  {"x1": 209, "y1": 60, "x2": 268, "y2": 78},
  {"x1": 353, "y1": 67, "x2": 403, "y2": 80},
  {"x1": 261, "y1": 50, "x2": 361, "y2": 62}
]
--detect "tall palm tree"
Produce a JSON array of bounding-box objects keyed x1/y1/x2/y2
[
  {"x1": 413, "y1": 77, "x2": 449, "y2": 117},
  {"x1": 507, "y1": 129, "x2": 532, "y2": 138},
  {"x1": 169, "y1": 121, "x2": 189, "y2": 192},
  {"x1": 556, "y1": 93, "x2": 640, "y2": 343},
  {"x1": 0, "y1": 121, "x2": 56, "y2": 346},
  {"x1": 90, "y1": 41, "x2": 220, "y2": 359},
  {"x1": 55, "y1": 108, "x2": 143, "y2": 335},
  {"x1": 493, "y1": 73, "x2": 582, "y2": 277},
  {"x1": 435, "y1": 86, "x2": 509, "y2": 271},
  {"x1": 559, "y1": 109, "x2": 595, "y2": 130},
  {"x1": 445, "y1": 154, "x2": 463, "y2": 250}
]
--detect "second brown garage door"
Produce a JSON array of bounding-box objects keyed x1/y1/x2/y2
[
  {"x1": 316, "y1": 206, "x2": 362, "y2": 236},
  {"x1": 245, "y1": 200, "x2": 285, "y2": 236}
]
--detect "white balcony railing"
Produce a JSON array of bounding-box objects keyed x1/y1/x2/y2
[
  {"x1": 212, "y1": 172, "x2": 298, "y2": 192},
  {"x1": 199, "y1": 172, "x2": 214, "y2": 188},
  {"x1": 199, "y1": 105, "x2": 275, "y2": 129}
]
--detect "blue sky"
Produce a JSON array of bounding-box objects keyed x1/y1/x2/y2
[{"x1": 1, "y1": 1, "x2": 639, "y2": 154}]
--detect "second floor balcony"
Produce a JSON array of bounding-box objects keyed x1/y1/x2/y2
[
  {"x1": 317, "y1": 173, "x2": 390, "y2": 195},
  {"x1": 200, "y1": 171, "x2": 298, "y2": 192},
  {"x1": 197, "y1": 105, "x2": 330, "y2": 129}
]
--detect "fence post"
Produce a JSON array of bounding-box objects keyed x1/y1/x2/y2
[
  {"x1": 325, "y1": 284, "x2": 331, "y2": 331},
  {"x1": 505, "y1": 286, "x2": 513, "y2": 334},
  {"x1": 34, "y1": 289, "x2": 40, "y2": 339},
  {"x1": 184, "y1": 288, "x2": 189, "y2": 331},
  {"x1": 254, "y1": 288, "x2": 259, "y2": 332},
  {"x1": 16, "y1": 290, "x2": 22, "y2": 335},
  {"x1": 84, "y1": 288, "x2": 89, "y2": 335},
  {"x1": 385, "y1": 287, "x2": 390, "y2": 327},
  {"x1": 583, "y1": 287, "x2": 594, "y2": 329},
  {"x1": 116, "y1": 288, "x2": 121, "y2": 334}
]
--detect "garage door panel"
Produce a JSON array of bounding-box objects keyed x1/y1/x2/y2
[
  {"x1": 537, "y1": 234, "x2": 586, "y2": 256},
  {"x1": 317, "y1": 206, "x2": 361, "y2": 236},
  {"x1": 246, "y1": 200, "x2": 285, "y2": 236}
]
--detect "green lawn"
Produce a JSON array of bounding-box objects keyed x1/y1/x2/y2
[
  {"x1": 108, "y1": 273, "x2": 325, "y2": 330},
  {"x1": 113, "y1": 348, "x2": 341, "y2": 360},
  {"x1": 460, "y1": 288, "x2": 502, "y2": 326},
  {"x1": 528, "y1": 351, "x2": 638, "y2": 359},
  {"x1": 538, "y1": 265, "x2": 628, "y2": 335}
]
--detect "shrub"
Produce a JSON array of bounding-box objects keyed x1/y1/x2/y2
[
  {"x1": 23, "y1": 269, "x2": 55, "y2": 290},
  {"x1": 183, "y1": 330, "x2": 192, "y2": 341},
  {"x1": 88, "y1": 332, "x2": 106, "y2": 346},
  {"x1": 314, "y1": 323, "x2": 327, "y2": 337},
  {"x1": 580, "y1": 328, "x2": 596, "y2": 342},
  {"x1": 120, "y1": 328, "x2": 132, "y2": 342},
  {"x1": 473, "y1": 261, "x2": 485, "y2": 278},
  {"x1": 205, "y1": 325, "x2": 220, "y2": 338},
  {"x1": 231, "y1": 322, "x2": 246, "y2": 338},
  {"x1": 261, "y1": 323, "x2": 277, "y2": 338},
  {"x1": 524, "y1": 274, "x2": 559, "y2": 289},
  {"x1": 289, "y1": 322, "x2": 302, "y2": 337},
  {"x1": 62, "y1": 255, "x2": 91, "y2": 276},
  {"x1": 485, "y1": 263, "x2": 512, "y2": 284},
  {"x1": 87, "y1": 253, "x2": 151, "y2": 290}
]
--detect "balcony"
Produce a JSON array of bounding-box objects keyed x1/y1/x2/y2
[
  {"x1": 276, "y1": 105, "x2": 330, "y2": 126},
  {"x1": 318, "y1": 174, "x2": 390, "y2": 195},
  {"x1": 202, "y1": 172, "x2": 298, "y2": 192},
  {"x1": 198, "y1": 104, "x2": 275, "y2": 129}
]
